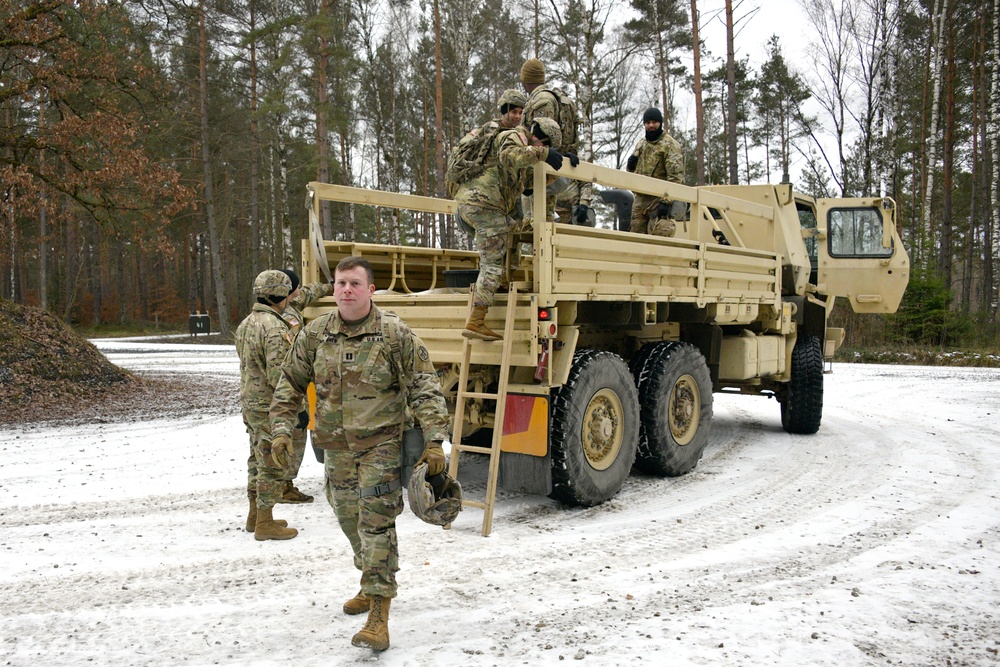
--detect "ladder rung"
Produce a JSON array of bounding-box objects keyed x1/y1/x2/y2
[
  {"x1": 459, "y1": 391, "x2": 500, "y2": 400},
  {"x1": 463, "y1": 499, "x2": 488, "y2": 509},
  {"x1": 455, "y1": 444, "x2": 493, "y2": 455}
]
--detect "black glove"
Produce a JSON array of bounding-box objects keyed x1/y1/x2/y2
[
  {"x1": 523, "y1": 188, "x2": 533, "y2": 197},
  {"x1": 573, "y1": 204, "x2": 591, "y2": 225},
  {"x1": 564, "y1": 152, "x2": 580, "y2": 167},
  {"x1": 656, "y1": 201, "x2": 673, "y2": 219},
  {"x1": 295, "y1": 410, "x2": 310, "y2": 430},
  {"x1": 543, "y1": 148, "x2": 564, "y2": 171},
  {"x1": 626, "y1": 155, "x2": 638, "y2": 172}
]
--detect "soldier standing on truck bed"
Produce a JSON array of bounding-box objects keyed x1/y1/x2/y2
[
  {"x1": 275, "y1": 268, "x2": 333, "y2": 504},
  {"x1": 234, "y1": 270, "x2": 298, "y2": 541},
  {"x1": 520, "y1": 58, "x2": 592, "y2": 226},
  {"x1": 267, "y1": 255, "x2": 452, "y2": 652},
  {"x1": 625, "y1": 107, "x2": 684, "y2": 237},
  {"x1": 456, "y1": 117, "x2": 566, "y2": 341}
]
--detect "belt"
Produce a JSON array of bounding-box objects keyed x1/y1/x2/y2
[{"x1": 359, "y1": 478, "x2": 402, "y2": 498}]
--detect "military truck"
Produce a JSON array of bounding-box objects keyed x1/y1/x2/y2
[{"x1": 300, "y1": 159, "x2": 909, "y2": 534}]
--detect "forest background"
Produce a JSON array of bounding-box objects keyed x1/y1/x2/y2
[{"x1": 2, "y1": 0, "x2": 998, "y2": 354}]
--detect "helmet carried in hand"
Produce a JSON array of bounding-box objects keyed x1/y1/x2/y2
[{"x1": 407, "y1": 462, "x2": 462, "y2": 527}]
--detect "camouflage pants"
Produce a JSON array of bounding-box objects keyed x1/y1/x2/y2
[
  {"x1": 324, "y1": 442, "x2": 404, "y2": 599},
  {"x1": 630, "y1": 193, "x2": 676, "y2": 237},
  {"x1": 459, "y1": 203, "x2": 511, "y2": 308},
  {"x1": 243, "y1": 409, "x2": 285, "y2": 509}
]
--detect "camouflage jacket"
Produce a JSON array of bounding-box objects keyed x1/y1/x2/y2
[
  {"x1": 454, "y1": 128, "x2": 546, "y2": 215},
  {"x1": 281, "y1": 281, "x2": 334, "y2": 336},
  {"x1": 269, "y1": 304, "x2": 450, "y2": 452},
  {"x1": 235, "y1": 303, "x2": 294, "y2": 413},
  {"x1": 522, "y1": 86, "x2": 577, "y2": 154},
  {"x1": 630, "y1": 131, "x2": 684, "y2": 195}
]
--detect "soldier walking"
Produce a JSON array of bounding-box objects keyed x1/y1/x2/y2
[
  {"x1": 234, "y1": 270, "x2": 299, "y2": 541},
  {"x1": 268, "y1": 256, "x2": 451, "y2": 651},
  {"x1": 455, "y1": 117, "x2": 565, "y2": 341},
  {"x1": 625, "y1": 107, "x2": 684, "y2": 237},
  {"x1": 276, "y1": 268, "x2": 333, "y2": 504}
]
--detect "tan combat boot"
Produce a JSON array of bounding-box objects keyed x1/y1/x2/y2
[
  {"x1": 279, "y1": 480, "x2": 314, "y2": 504},
  {"x1": 254, "y1": 506, "x2": 297, "y2": 541},
  {"x1": 462, "y1": 305, "x2": 502, "y2": 341},
  {"x1": 343, "y1": 590, "x2": 370, "y2": 615},
  {"x1": 351, "y1": 596, "x2": 391, "y2": 651},
  {"x1": 246, "y1": 492, "x2": 286, "y2": 532}
]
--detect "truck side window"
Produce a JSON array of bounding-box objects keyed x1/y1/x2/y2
[
  {"x1": 828, "y1": 208, "x2": 892, "y2": 258},
  {"x1": 796, "y1": 203, "x2": 818, "y2": 263}
]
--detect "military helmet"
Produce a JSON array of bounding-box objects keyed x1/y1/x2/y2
[
  {"x1": 253, "y1": 269, "x2": 292, "y2": 298},
  {"x1": 498, "y1": 88, "x2": 527, "y2": 113},
  {"x1": 407, "y1": 462, "x2": 462, "y2": 527},
  {"x1": 531, "y1": 117, "x2": 562, "y2": 150}
]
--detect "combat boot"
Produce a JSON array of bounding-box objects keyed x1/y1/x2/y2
[
  {"x1": 462, "y1": 305, "x2": 502, "y2": 341},
  {"x1": 254, "y1": 506, "x2": 298, "y2": 541},
  {"x1": 279, "y1": 480, "x2": 314, "y2": 504},
  {"x1": 351, "y1": 596, "x2": 391, "y2": 651},
  {"x1": 343, "y1": 590, "x2": 370, "y2": 615},
  {"x1": 246, "y1": 492, "x2": 286, "y2": 532}
]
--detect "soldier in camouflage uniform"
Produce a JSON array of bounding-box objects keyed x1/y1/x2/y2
[
  {"x1": 276, "y1": 268, "x2": 333, "y2": 504},
  {"x1": 234, "y1": 270, "x2": 298, "y2": 541},
  {"x1": 268, "y1": 256, "x2": 450, "y2": 652},
  {"x1": 520, "y1": 58, "x2": 592, "y2": 226},
  {"x1": 625, "y1": 107, "x2": 684, "y2": 237},
  {"x1": 496, "y1": 88, "x2": 526, "y2": 129},
  {"x1": 455, "y1": 117, "x2": 565, "y2": 341}
]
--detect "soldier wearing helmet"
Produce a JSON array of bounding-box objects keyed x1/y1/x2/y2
[
  {"x1": 234, "y1": 269, "x2": 299, "y2": 541},
  {"x1": 274, "y1": 268, "x2": 334, "y2": 506},
  {"x1": 455, "y1": 114, "x2": 567, "y2": 341},
  {"x1": 497, "y1": 88, "x2": 526, "y2": 129}
]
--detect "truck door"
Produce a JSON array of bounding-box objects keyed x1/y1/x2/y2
[{"x1": 813, "y1": 197, "x2": 910, "y2": 313}]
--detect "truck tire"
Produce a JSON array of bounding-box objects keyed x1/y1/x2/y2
[
  {"x1": 634, "y1": 342, "x2": 713, "y2": 476},
  {"x1": 549, "y1": 349, "x2": 640, "y2": 507},
  {"x1": 780, "y1": 335, "x2": 824, "y2": 434}
]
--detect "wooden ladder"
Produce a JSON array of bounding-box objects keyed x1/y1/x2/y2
[{"x1": 447, "y1": 282, "x2": 523, "y2": 537}]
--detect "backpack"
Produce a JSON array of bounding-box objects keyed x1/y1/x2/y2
[
  {"x1": 548, "y1": 87, "x2": 578, "y2": 151},
  {"x1": 445, "y1": 120, "x2": 503, "y2": 197},
  {"x1": 526, "y1": 86, "x2": 577, "y2": 152}
]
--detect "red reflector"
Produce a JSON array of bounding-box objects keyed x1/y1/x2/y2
[
  {"x1": 548, "y1": 323, "x2": 556, "y2": 336},
  {"x1": 538, "y1": 309, "x2": 551, "y2": 321}
]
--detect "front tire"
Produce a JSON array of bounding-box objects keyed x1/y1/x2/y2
[
  {"x1": 780, "y1": 335, "x2": 824, "y2": 434},
  {"x1": 634, "y1": 342, "x2": 713, "y2": 476},
  {"x1": 549, "y1": 350, "x2": 640, "y2": 506}
]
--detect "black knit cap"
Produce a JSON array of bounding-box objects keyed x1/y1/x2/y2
[
  {"x1": 281, "y1": 269, "x2": 300, "y2": 292},
  {"x1": 642, "y1": 107, "x2": 663, "y2": 124}
]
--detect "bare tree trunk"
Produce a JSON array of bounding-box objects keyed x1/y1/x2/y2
[
  {"x1": 249, "y1": 0, "x2": 261, "y2": 274},
  {"x1": 989, "y1": 0, "x2": 1000, "y2": 320},
  {"x1": 691, "y1": 0, "x2": 705, "y2": 184},
  {"x1": 921, "y1": 0, "x2": 948, "y2": 250},
  {"x1": 316, "y1": 0, "x2": 332, "y2": 238},
  {"x1": 198, "y1": 0, "x2": 230, "y2": 335},
  {"x1": 725, "y1": 0, "x2": 738, "y2": 184},
  {"x1": 433, "y1": 0, "x2": 447, "y2": 247},
  {"x1": 939, "y1": 19, "x2": 955, "y2": 295}
]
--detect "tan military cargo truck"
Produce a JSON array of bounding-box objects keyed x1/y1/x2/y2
[{"x1": 301, "y1": 159, "x2": 908, "y2": 533}]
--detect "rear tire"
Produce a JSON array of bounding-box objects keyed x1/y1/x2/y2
[
  {"x1": 549, "y1": 350, "x2": 640, "y2": 507},
  {"x1": 634, "y1": 342, "x2": 713, "y2": 476},
  {"x1": 780, "y1": 335, "x2": 824, "y2": 434}
]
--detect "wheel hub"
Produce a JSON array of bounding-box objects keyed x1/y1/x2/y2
[
  {"x1": 582, "y1": 389, "x2": 624, "y2": 471},
  {"x1": 668, "y1": 374, "x2": 700, "y2": 446}
]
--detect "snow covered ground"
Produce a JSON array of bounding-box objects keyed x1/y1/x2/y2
[{"x1": 1, "y1": 342, "x2": 998, "y2": 666}]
